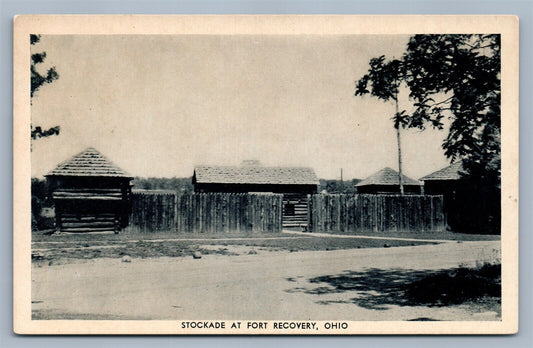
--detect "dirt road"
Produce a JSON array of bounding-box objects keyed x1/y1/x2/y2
[{"x1": 32, "y1": 241, "x2": 500, "y2": 321}]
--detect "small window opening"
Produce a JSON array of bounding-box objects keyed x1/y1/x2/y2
[{"x1": 284, "y1": 203, "x2": 295, "y2": 216}]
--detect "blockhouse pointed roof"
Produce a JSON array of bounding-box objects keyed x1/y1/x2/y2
[
  {"x1": 356, "y1": 167, "x2": 422, "y2": 187},
  {"x1": 46, "y1": 147, "x2": 132, "y2": 178},
  {"x1": 419, "y1": 161, "x2": 464, "y2": 181}
]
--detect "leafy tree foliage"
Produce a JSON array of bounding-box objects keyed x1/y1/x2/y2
[
  {"x1": 31, "y1": 34, "x2": 59, "y2": 98},
  {"x1": 31, "y1": 34, "x2": 60, "y2": 140},
  {"x1": 356, "y1": 35, "x2": 501, "y2": 233},
  {"x1": 403, "y1": 34, "x2": 500, "y2": 184},
  {"x1": 356, "y1": 34, "x2": 501, "y2": 184},
  {"x1": 355, "y1": 57, "x2": 408, "y2": 128}
]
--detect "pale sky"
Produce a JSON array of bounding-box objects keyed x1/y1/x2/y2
[{"x1": 31, "y1": 35, "x2": 450, "y2": 180}]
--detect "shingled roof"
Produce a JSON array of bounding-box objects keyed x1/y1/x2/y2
[
  {"x1": 194, "y1": 165, "x2": 319, "y2": 185},
  {"x1": 46, "y1": 147, "x2": 132, "y2": 178},
  {"x1": 356, "y1": 167, "x2": 422, "y2": 187},
  {"x1": 419, "y1": 161, "x2": 464, "y2": 181}
]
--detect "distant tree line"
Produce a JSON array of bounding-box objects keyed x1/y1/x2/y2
[
  {"x1": 132, "y1": 177, "x2": 364, "y2": 194},
  {"x1": 132, "y1": 177, "x2": 194, "y2": 193},
  {"x1": 318, "y1": 179, "x2": 361, "y2": 194}
]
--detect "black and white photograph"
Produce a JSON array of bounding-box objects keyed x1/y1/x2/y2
[{"x1": 13, "y1": 15, "x2": 518, "y2": 334}]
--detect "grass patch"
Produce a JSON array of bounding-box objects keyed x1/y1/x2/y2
[
  {"x1": 309, "y1": 230, "x2": 500, "y2": 241},
  {"x1": 404, "y1": 263, "x2": 500, "y2": 306},
  {"x1": 31, "y1": 230, "x2": 293, "y2": 243},
  {"x1": 210, "y1": 237, "x2": 433, "y2": 252},
  {"x1": 32, "y1": 235, "x2": 433, "y2": 264},
  {"x1": 32, "y1": 229, "x2": 500, "y2": 244}
]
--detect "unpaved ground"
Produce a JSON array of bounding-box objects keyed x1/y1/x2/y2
[
  {"x1": 32, "y1": 240, "x2": 500, "y2": 321},
  {"x1": 31, "y1": 234, "x2": 435, "y2": 265}
]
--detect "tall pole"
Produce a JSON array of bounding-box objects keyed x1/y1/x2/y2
[
  {"x1": 340, "y1": 168, "x2": 343, "y2": 193},
  {"x1": 394, "y1": 82, "x2": 404, "y2": 195}
]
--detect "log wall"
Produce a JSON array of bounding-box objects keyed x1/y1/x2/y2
[
  {"x1": 53, "y1": 188, "x2": 126, "y2": 233},
  {"x1": 282, "y1": 193, "x2": 309, "y2": 228}
]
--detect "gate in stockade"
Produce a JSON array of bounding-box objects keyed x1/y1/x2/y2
[
  {"x1": 309, "y1": 194, "x2": 445, "y2": 234},
  {"x1": 126, "y1": 191, "x2": 284, "y2": 234}
]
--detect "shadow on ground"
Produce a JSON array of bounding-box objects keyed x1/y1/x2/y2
[{"x1": 286, "y1": 264, "x2": 501, "y2": 311}]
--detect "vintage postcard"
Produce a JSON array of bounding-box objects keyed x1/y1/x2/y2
[{"x1": 14, "y1": 15, "x2": 519, "y2": 334}]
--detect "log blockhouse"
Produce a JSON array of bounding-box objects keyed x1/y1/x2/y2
[
  {"x1": 419, "y1": 161, "x2": 500, "y2": 234},
  {"x1": 420, "y1": 161, "x2": 463, "y2": 231},
  {"x1": 193, "y1": 163, "x2": 319, "y2": 228},
  {"x1": 420, "y1": 162, "x2": 463, "y2": 196},
  {"x1": 45, "y1": 147, "x2": 133, "y2": 233}
]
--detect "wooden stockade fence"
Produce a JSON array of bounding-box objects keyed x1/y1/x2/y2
[
  {"x1": 126, "y1": 190, "x2": 177, "y2": 233},
  {"x1": 126, "y1": 191, "x2": 283, "y2": 234},
  {"x1": 176, "y1": 193, "x2": 283, "y2": 233},
  {"x1": 309, "y1": 194, "x2": 445, "y2": 233},
  {"x1": 126, "y1": 191, "x2": 444, "y2": 234}
]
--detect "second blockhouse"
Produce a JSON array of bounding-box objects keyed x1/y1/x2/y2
[{"x1": 193, "y1": 162, "x2": 319, "y2": 228}]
